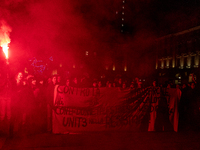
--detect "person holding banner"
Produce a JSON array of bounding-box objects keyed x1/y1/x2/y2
[
  {"x1": 148, "y1": 80, "x2": 160, "y2": 131},
  {"x1": 155, "y1": 86, "x2": 173, "y2": 132},
  {"x1": 45, "y1": 75, "x2": 57, "y2": 133}
]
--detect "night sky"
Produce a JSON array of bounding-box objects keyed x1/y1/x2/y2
[{"x1": 0, "y1": 0, "x2": 200, "y2": 76}]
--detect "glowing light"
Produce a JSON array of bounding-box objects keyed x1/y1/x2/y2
[
  {"x1": 52, "y1": 70, "x2": 57, "y2": 75},
  {"x1": 180, "y1": 57, "x2": 184, "y2": 69},
  {"x1": 122, "y1": 6, "x2": 124, "y2": 9},
  {"x1": 161, "y1": 59, "x2": 164, "y2": 69},
  {"x1": 73, "y1": 64, "x2": 75, "y2": 68},
  {"x1": 60, "y1": 63, "x2": 62, "y2": 67},
  {"x1": 122, "y1": 12, "x2": 124, "y2": 15},
  {"x1": 113, "y1": 64, "x2": 115, "y2": 71},
  {"x1": 122, "y1": 24, "x2": 124, "y2": 26},
  {"x1": 122, "y1": 18, "x2": 124, "y2": 21},
  {"x1": 172, "y1": 57, "x2": 175, "y2": 68},
  {"x1": 124, "y1": 65, "x2": 127, "y2": 71},
  {"x1": 86, "y1": 51, "x2": 88, "y2": 56},
  {"x1": 155, "y1": 61, "x2": 158, "y2": 69},
  {"x1": 187, "y1": 55, "x2": 191, "y2": 68},
  {"x1": 194, "y1": 54, "x2": 199, "y2": 67},
  {"x1": 0, "y1": 20, "x2": 12, "y2": 60},
  {"x1": 166, "y1": 58, "x2": 169, "y2": 68},
  {"x1": 24, "y1": 68, "x2": 28, "y2": 74},
  {"x1": 1, "y1": 44, "x2": 9, "y2": 59}
]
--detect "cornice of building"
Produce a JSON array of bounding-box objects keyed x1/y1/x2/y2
[{"x1": 155, "y1": 25, "x2": 200, "y2": 42}]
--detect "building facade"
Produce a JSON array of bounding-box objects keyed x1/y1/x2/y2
[{"x1": 155, "y1": 25, "x2": 200, "y2": 84}]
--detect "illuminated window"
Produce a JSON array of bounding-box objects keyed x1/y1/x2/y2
[
  {"x1": 180, "y1": 57, "x2": 184, "y2": 69},
  {"x1": 161, "y1": 59, "x2": 164, "y2": 69},
  {"x1": 172, "y1": 57, "x2": 175, "y2": 68},
  {"x1": 166, "y1": 59, "x2": 169, "y2": 68},
  {"x1": 86, "y1": 51, "x2": 89, "y2": 56},
  {"x1": 187, "y1": 55, "x2": 191, "y2": 68}
]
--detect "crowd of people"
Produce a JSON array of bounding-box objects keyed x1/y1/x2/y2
[
  {"x1": 151, "y1": 78, "x2": 200, "y2": 132},
  {"x1": 6, "y1": 71, "x2": 145, "y2": 137},
  {"x1": 0, "y1": 71, "x2": 199, "y2": 137}
]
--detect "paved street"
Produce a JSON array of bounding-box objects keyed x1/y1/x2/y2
[{"x1": 0, "y1": 131, "x2": 200, "y2": 150}]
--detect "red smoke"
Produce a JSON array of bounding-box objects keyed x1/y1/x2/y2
[{"x1": 0, "y1": 0, "x2": 199, "y2": 77}]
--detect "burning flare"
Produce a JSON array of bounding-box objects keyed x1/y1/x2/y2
[
  {"x1": 0, "y1": 20, "x2": 12, "y2": 60},
  {"x1": 1, "y1": 43, "x2": 9, "y2": 59}
]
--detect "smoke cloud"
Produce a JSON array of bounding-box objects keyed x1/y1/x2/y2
[{"x1": 0, "y1": 0, "x2": 199, "y2": 77}]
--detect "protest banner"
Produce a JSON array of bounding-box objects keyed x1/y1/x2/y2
[
  {"x1": 52, "y1": 85, "x2": 151, "y2": 133},
  {"x1": 51, "y1": 85, "x2": 181, "y2": 133}
]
